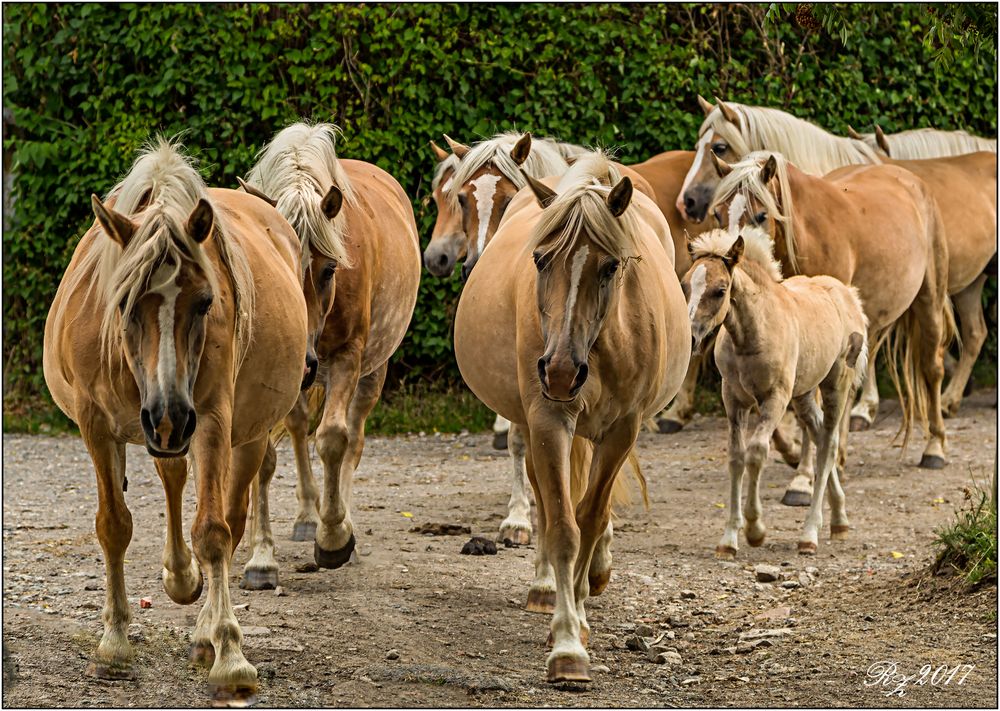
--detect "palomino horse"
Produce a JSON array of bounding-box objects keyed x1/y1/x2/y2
[
  {"x1": 681, "y1": 97, "x2": 994, "y2": 499},
  {"x1": 423, "y1": 140, "x2": 465, "y2": 277},
  {"x1": 683, "y1": 228, "x2": 867, "y2": 557},
  {"x1": 239, "y1": 122, "x2": 420, "y2": 583},
  {"x1": 847, "y1": 124, "x2": 997, "y2": 159},
  {"x1": 455, "y1": 153, "x2": 690, "y2": 682},
  {"x1": 709, "y1": 151, "x2": 951, "y2": 469},
  {"x1": 43, "y1": 139, "x2": 307, "y2": 703}
]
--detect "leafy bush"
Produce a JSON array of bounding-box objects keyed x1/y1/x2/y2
[{"x1": 3, "y1": 3, "x2": 996, "y2": 416}]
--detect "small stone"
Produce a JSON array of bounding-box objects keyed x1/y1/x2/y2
[
  {"x1": 739, "y1": 628, "x2": 793, "y2": 642},
  {"x1": 295, "y1": 562, "x2": 319, "y2": 573},
  {"x1": 736, "y1": 639, "x2": 773, "y2": 653},
  {"x1": 666, "y1": 615, "x2": 688, "y2": 628},
  {"x1": 805, "y1": 566, "x2": 819, "y2": 576},
  {"x1": 625, "y1": 635, "x2": 650, "y2": 652},
  {"x1": 138, "y1": 597, "x2": 152, "y2": 609},
  {"x1": 683, "y1": 632, "x2": 695, "y2": 641},
  {"x1": 780, "y1": 580, "x2": 801, "y2": 590},
  {"x1": 591, "y1": 664, "x2": 611, "y2": 673},
  {"x1": 754, "y1": 564, "x2": 781, "y2": 583},
  {"x1": 680, "y1": 676, "x2": 700, "y2": 685},
  {"x1": 241, "y1": 626, "x2": 271, "y2": 636},
  {"x1": 274, "y1": 586, "x2": 287, "y2": 597},
  {"x1": 679, "y1": 590, "x2": 696, "y2": 599},
  {"x1": 84, "y1": 582, "x2": 100, "y2": 591},
  {"x1": 127, "y1": 624, "x2": 144, "y2": 643},
  {"x1": 634, "y1": 623, "x2": 655, "y2": 638},
  {"x1": 385, "y1": 649, "x2": 400, "y2": 660},
  {"x1": 661, "y1": 651, "x2": 683, "y2": 665},
  {"x1": 234, "y1": 603, "x2": 250, "y2": 612},
  {"x1": 798, "y1": 572, "x2": 812, "y2": 586},
  {"x1": 755, "y1": 606, "x2": 792, "y2": 621},
  {"x1": 599, "y1": 633, "x2": 624, "y2": 650},
  {"x1": 257, "y1": 663, "x2": 277, "y2": 681}
]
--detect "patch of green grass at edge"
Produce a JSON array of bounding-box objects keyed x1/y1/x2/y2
[{"x1": 932, "y1": 477, "x2": 998, "y2": 589}]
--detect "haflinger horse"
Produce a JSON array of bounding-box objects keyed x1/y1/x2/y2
[
  {"x1": 423, "y1": 139, "x2": 465, "y2": 277},
  {"x1": 239, "y1": 122, "x2": 420, "y2": 583},
  {"x1": 683, "y1": 228, "x2": 867, "y2": 557},
  {"x1": 708, "y1": 150, "x2": 952, "y2": 471},
  {"x1": 43, "y1": 138, "x2": 307, "y2": 703},
  {"x1": 454, "y1": 152, "x2": 690, "y2": 683},
  {"x1": 680, "y1": 96, "x2": 994, "y2": 501},
  {"x1": 846, "y1": 123, "x2": 997, "y2": 160}
]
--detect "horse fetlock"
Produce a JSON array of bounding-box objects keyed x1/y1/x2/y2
[
  {"x1": 745, "y1": 520, "x2": 767, "y2": 547},
  {"x1": 162, "y1": 558, "x2": 204, "y2": 605},
  {"x1": 830, "y1": 524, "x2": 850, "y2": 540}
]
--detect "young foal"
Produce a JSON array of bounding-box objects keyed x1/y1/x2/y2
[
  {"x1": 43, "y1": 139, "x2": 307, "y2": 703},
  {"x1": 455, "y1": 153, "x2": 690, "y2": 682},
  {"x1": 683, "y1": 229, "x2": 867, "y2": 556},
  {"x1": 241, "y1": 122, "x2": 420, "y2": 581}
]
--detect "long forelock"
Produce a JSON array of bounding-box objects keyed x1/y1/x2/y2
[
  {"x1": 446, "y1": 132, "x2": 569, "y2": 209},
  {"x1": 530, "y1": 153, "x2": 643, "y2": 264},
  {"x1": 247, "y1": 122, "x2": 355, "y2": 267},
  {"x1": 689, "y1": 226, "x2": 783, "y2": 282},
  {"x1": 431, "y1": 152, "x2": 461, "y2": 191},
  {"x1": 702, "y1": 103, "x2": 881, "y2": 175}
]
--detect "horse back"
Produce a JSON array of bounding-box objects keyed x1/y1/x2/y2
[{"x1": 628, "y1": 151, "x2": 698, "y2": 276}]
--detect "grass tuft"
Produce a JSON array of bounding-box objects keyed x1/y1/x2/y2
[{"x1": 932, "y1": 480, "x2": 998, "y2": 588}]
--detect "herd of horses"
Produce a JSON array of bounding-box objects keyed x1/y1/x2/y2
[{"x1": 41, "y1": 95, "x2": 996, "y2": 700}]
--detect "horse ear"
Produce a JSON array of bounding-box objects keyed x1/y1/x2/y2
[
  {"x1": 429, "y1": 140, "x2": 450, "y2": 163},
  {"x1": 607, "y1": 176, "x2": 633, "y2": 217},
  {"x1": 443, "y1": 134, "x2": 470, "y2": 159},
  {"x1": 91, "y1": 194, "x2": 137, "y2": 248},
  {"x1": 697, "y1": 94, "x2": 714, "y2": 116},
  {"x1": 874, "y1": 125, "x2": 890, "y2": 156},
  {"x1": 759, "y1": 155, "x2": 778, "y2": 184},
  {"x1": 714, "y1": 96, "x2": 740, "y2": 128},
  {"x1": 846, "y1": 125, "x2": 863, "y2": 141},
  {"x1": 521, "y1": 171, "x2": 557, "y2": 208},
  {"x1": 724, "y1": 235, "x2": 745, "y2": 270},
  {"x1": 186, "y1": 198, "x2": 214, "y2": 244},
  {"x1": 237, "y1": 177, "x2": 277, "y2": 207},
  {"x1": 320, "y1": 185, "x2": 344, "y2": 220},
  {"x1": 510, "y1": 132, "x2": 532, "y2": 166},
  {"x1": 710, "y1": 152, "x2": 732, "y2": 177}
]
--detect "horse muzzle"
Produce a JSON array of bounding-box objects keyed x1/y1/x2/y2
[
  {"x1": 423, "y1": 239, "x2": 461, "y2": 278},
  {"x1": 302, "y1": 351, "x2": 319, "y2": 390},
  {"x1": 140, "y1": 399, "x2": 197, "y2": 458},
  {"x1": 681, "y1": 184, "x2": 714, "y2": 223},
  {"x1": 538, "y1": 355, "x2": 589, "y2": 402}
]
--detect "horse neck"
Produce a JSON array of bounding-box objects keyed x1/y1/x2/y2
[{"x1": 723, "y1": 265, "x2": 774, "y2": 351}]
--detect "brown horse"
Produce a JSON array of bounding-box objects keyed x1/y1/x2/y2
[
  {"x1": 43, "y1": 138, "x2": 307, "y2": 703},
  {"x1": 848, "y1": 124, "x2": 997, "y2": 160},
  {"x1": 709, "y1": 151, "x2": 952, "y2": 470},
  {"x1": 423, "y1": 140, "x2": 465, "y2": 277},
  {"x1": 240, "y1": 122, "x2": 420, "y2": 582},
  {"x1": 455, "y1": 153, "x2": 690, "y2": 682}
]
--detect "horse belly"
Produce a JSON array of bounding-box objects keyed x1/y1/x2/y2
[{"x1": 361, "y1": 248, "x2": 421, "y2": 375}]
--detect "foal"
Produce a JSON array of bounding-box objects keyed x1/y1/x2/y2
[{"x1": 683, "y1": 229, "x2": 868, "y2": 556}]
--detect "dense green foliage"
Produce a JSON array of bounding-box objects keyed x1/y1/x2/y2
[{"x1": 3, "y1": 3, "x2": 997, "y2": 415}]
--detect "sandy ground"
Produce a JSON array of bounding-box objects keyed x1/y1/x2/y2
[{"x1": 2, "y1": 390, "x2": 997, "y2": 708}]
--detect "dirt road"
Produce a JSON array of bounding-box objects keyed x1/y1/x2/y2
[{"x1": 3, "y1": 391, "x2": 996, "y2": 707}]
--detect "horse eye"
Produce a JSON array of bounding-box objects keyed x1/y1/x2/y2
[
  {"x1": 601, "y1": 260, "x2": 620, "y2": 280},
  {"x1": 712, "y1": 143, "x2": 727, "y2": 155},
  {"x1": 753, "y1": 211, "x2": 767, "y2": 225},
  {"x1": 532, "y1": 251, "x2": 550, "y2": 272},
  {"x1": 712, "y1": 210, "x2": 722, "y2": 225},
  {"x1": 322, "y1": 264, "x2": 337, "y2": 283},
  {"x1": 457, "y1": 193, "x2": 468, "y2": 209},
  {"x1": 118, "y1": 297, "x2": 127, "y2": 313},
  {"x1": 196, "y1": 297, "x2": 213, "y2": 316}
]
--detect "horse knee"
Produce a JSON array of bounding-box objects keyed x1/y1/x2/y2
[
  {"x1": 316, "y1": 421, "x2": 349, "y2": 461},
  {"x1": 746, "y1": 441, "x2": 768, "y2": 468},
  {"x1": 192, "y1": 519, "x2": 232, "y2": 564}
]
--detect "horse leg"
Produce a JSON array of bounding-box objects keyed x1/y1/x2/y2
[
  {"x1": 242, "y1": 440, "x2": 280, "y2": 590},
  {"x1": 781, "y1": 408, "x2": 815, "y2": 507},
  {"x1": 942, "y1": 275, "x2": 988, "y2": 417},
  {"x1": 492, "y1": 413, "x2": 511, "y2": 450},
  {"x1": 849, "y1": 348, "x2": 879, "y2": 431},
  {"x1": 315, "y1": 359, "x2": 385, "y2": 568},
  {"x1": 524, "y1": 433, "x2": 556, "y2": 614},
  {"x1": 742, "y1": 395, "x2": 788, "y2": 549},
  {"x1": 287, "y1": 393, "x2": 321, "y2": 542},
  {"x1": 498, "y1": 423, "x2": 533, "y2": 545},
  {"x1": 190, "y1": 423, "x2": 257, "y2": 704},
  {"x1": 655, "y1": 351, "x2": 702, "y2": 433},
  {"x1": 154, "y1": 457, "x2": 203, "y2": 605},
  {"x1": 81, "y1": 416, "x2": 134, "y2": 680},
  {"x1": 527, "y1": 421, "x2": 588, "y2": 683},
  {"x1": 587, "y1": 520, "x2": 613, "y2": 597},
  {"x1": 771, "y1": 410, "x2": 803, "y2": 468},
  {"x1": 716, "y1": 387, "x2": 749, "y2": 559}
]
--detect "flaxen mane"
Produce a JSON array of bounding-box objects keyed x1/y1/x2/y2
[
  {"x1": 689, "y1": 227, "x2": 783, "y2": 282},
  {"x1": 709, "y1": 151, "x2": 801, "y2": 273},
  {"x1": 701, "y1": 103, "x2": 881, "y2": 175},
  {"x1": 246, "y1": 122, "x2": 356, "y2": 268},
  {"x1": 447, "y1": 131, "x2": 569, "y2": 210},
  {"x1": 862, "y1": 127, "x2": 997, "y2": 159},
  {"x1": 431, "y1": 152, "x2": 462, "y2": 191},
  {"x1": 529, "y1": 152, "x2": 643, "y2": 263},
  {"x1": 61, "y1": 137, "x2": 254, "y2": 368}
]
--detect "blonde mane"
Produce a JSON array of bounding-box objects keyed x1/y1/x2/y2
[
  {"x1": 861, "y1": 127, "x2": 997, "y2": 159},
  {"x1": 701, "y1": 103, "x2": 881, "y2": 175},
  {"x1": 689, "y1": 226, "x2": 783, "y2": 282},
  {"x1": 447, "y1": 131, "x2": 570, "y2": 210},
  {"x1": 246, "y1": 122, "x2": 356, "y2": 268},
  {"x1": 529, "y1": 152, "x2": 643, "y2": 263},
  {"x1": 60, "y1": 137, "x2": 254, "y2": 368},
  {"x1": 431, "y1": 152, "x2": 461, "y2": 191},
  {"x1": 709, "y1": 151, "x2": 800, "y2": 274}
]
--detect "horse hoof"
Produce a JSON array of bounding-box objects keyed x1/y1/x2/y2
[
  {"x1": 499, "y1": 528, "x2": 531, "y2": 546},
  {"x1": 714, "y1": 546, "x2": 737, "y2": 560},
  {"x1": 492, "y1": 431, "x2": 509, "y2": 450},
  {"x1": 746, "y1": 532, "x2": 766, "y2": 548},
  {"x1": 189, "y1": 641, "x2": 216, "y2": 667},
  {"x1": 797, "y1": 541, "x2": 817, "y2": 556},
  {"x1": 163, "y1": 567, "x2": 204, "y2": 605},
  {"x1": 240, "y1": 568, "x2": 278, "y2": 591},
  {"x1": 525, "y1": 588, "x2": 556, "y2": 614},
  {"x1": 588, "y1": 569, "x2": 611, "y2": 597},
  {"x1": 830, "y1": 525, "x2": 850, "y2": 541},
  {"x1": 781, "y1": 490, "x2": 812, "y2": 507},
  {"x1": 656, "y1": 418, "x2": 684, "y2": 435},
  {"x1": 86, "y1": 660, "x2": 135, "y2": 681},
  {"x1": 547, "y1": 656, "x2": 591, "y2": 684},
  {"x1": 849, "y1": 416, "x2": 871, "y2": 432},
  {"x1": 290, "y1": 521, "x2": 317, "y2": 542},
  {"x1": 209, "y1": 682, "x2": 258, "y2": 708},
  {"x1": 314, "y1": 534, "x2": 356, "y2": 569},
  {"x1": 918, "y1": 454, "x2": 946, "y2": 470}
]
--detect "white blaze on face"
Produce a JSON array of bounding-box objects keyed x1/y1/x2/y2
[
  {"x1": 564, "y1": 245, "x2": 590, "y2": 331},
  {"x1": 687, "y1": 263, "x2": 707, "y2": 324},
  {"x1": 727, "y1": 193, "x2": 747, "y2": 234},
  {"x1": 677, "y1": 131, "x2": 714, "y2": 210},
  {"x1": 471, "y1": 173, "x2": 502, "y2": 257},
  {"x1": 441, "y1": 176, "x2": 453, "y2": 193},
  {"x1": 149, "y1": 261, "x2": 182, "y2": 395}
]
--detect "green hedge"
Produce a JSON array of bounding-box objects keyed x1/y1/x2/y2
[{"x1": 3, "y1": 3, "x2": 996, "y2": 410}]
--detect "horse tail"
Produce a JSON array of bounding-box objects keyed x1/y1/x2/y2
[
  {"x1": 269, "y1": 385, "x2": 326, "y2": 444},
  {"x1": 568, "y1": 437, "x2": 649, "y2": 517}
]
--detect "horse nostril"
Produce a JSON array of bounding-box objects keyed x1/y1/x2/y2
[
  {"x1": 684, "y1": 195, "x2": 696, "y2": 214},
  {"x1": 140, "y1": 408, "x2": 154, "y2": 437},
  {"x1": 461, "y1": 263, "x2": 471, "y2": 283},
  {"x1": 437, "y1": 254, "x2": 449, "y2": 267},
  {"x1": 572, "y1": 363, "x2": 589, "y2": 392},
  {"x1": 537, "y1": 357, "x2": 548, "y2": 388},
  {"x1": 181, "y1": 408, "x2": 197, "y2": 442}
]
